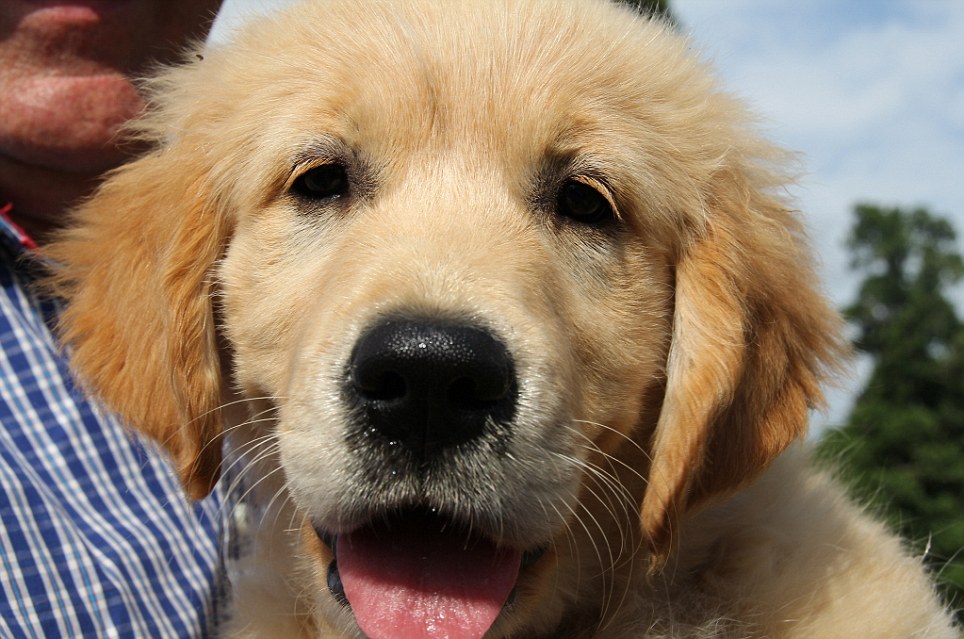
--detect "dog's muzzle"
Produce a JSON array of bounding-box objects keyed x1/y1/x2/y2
[
  {"x1": 345, "y1": 317, "x2": 518, "y2": 461},
  {"x1": 324, "y1": 318, "x2": 531, "y2": 639}
]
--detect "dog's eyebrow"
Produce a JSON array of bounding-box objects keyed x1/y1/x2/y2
[
  {"x1": 535, "y1": 151, "x2": 620, "y2": 199},
  {"x1": 290, "y1": 138, "x2": 349, "y2": 170},
  {"x1": 540, "y1": 148, "x2": 612, "y2": 182}
]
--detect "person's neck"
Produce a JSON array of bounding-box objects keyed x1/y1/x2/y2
[{"x1": 0, "y1": 155, "x2": 103, "y2": 244}]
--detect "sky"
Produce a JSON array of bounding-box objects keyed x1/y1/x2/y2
[
  {"x1": 210, "y1": 1, "x2": 964, "y2": 428},
  {"x1": 655, "y1": 0, "x2": 964, "y2": 427}
]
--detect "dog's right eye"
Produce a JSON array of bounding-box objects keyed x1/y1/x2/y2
[
  {"x1": 556, "y1": 178, "x2": 616, "y2": 226},
  {"x1": 291, "y1": 164, "x2": 349, "y2": 201}
]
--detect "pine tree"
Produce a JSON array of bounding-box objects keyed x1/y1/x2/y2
[
  {"x1": 614, "y1": 0, "x2": 673, "y2": 21},
  {"x1": 819, "y1": 204, "x2": 964, "y2": 620}
]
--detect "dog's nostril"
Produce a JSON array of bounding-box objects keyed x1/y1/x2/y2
[
  {"x1": 354, "y1": 369, "x2": 407, "y2": 402},
  {"x1": 347, "y1": 318, "x2": 517, "y2": 456},
  {"x1": 447, "y1": 375, "x2": 508, "y2": 410}
]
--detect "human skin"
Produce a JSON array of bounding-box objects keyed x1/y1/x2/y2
[{"x1": 0, "y1": 0, "x2": 222, "y2": 240}]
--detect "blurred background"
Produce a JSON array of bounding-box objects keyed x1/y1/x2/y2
[{"x1": 211, "y1": 0, "x2": 964, "y2": 619}]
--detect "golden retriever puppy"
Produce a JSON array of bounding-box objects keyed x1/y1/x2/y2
[{"x1": 49, "y1": 0, "x2": 958, "y2": 637}]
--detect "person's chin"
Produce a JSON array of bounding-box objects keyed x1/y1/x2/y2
[
  {"x1": 3, "y1": 73, "x2": 142, "y2": 175},
  {"x1": 0, "y1": 71, "x2": 140, "y2": 233}
]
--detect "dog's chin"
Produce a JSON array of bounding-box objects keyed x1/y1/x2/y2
[{"x1": 314, "y1": 507, "x2": 548, "y2": 639}]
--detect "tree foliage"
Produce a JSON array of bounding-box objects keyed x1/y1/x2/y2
[
  {"x1": 614, "y1": 0, "x2": 673, "y2": 21},
  {"x1": 820, "y1": 204, "x2": 964, "y2": 620}
]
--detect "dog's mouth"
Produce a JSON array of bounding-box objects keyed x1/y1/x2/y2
[{"x1": 318, "y1": 509, "x2": 546, "y2": 639}]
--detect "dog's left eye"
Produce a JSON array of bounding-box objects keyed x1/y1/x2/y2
[
  {"x1": 291, "y1": 163, "x2": 349, "y2": 201},
  {"x1": 556, "y1": 179, "x2": 615, "y2": 226}
]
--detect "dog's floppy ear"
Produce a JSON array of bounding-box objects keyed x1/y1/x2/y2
[
  {"x1": 48, "y1": 149, "x2": 228, "y2": 499},
  {"x1": 641, "y1": 167, "x2": 847, "y2": 565}
]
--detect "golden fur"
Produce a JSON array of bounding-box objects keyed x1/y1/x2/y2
[{"x1": 48, "y1": 0, "x2": 958, "y2": 637}]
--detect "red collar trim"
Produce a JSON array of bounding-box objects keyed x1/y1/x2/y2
[{"x1": 0, "y1": 203, "x2": 39, "y2": 251}]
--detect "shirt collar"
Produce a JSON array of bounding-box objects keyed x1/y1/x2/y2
[{"x1": 1, "y1": 203, "x2": 40, "y2": 256}]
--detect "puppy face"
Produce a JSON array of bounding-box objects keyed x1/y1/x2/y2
[
  {"x1": 219, "y1": 49, "x2": 675, "y2": 538},
  {"x1": 50, "y1": 1, "x2": 844, "y2": 636}
]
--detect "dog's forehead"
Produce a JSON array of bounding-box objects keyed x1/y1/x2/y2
[
  {"x1": 182, "y1": 0, "x2": 747, "y2": 233},
  {"x1": 214, "y1": 1, "x2": 698, "y2": 158}
]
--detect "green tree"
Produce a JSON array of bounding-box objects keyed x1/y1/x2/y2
[
  {"x1": 615, "y1": 0, "x2": 673, "y2": 21},
  {"x1": 820, "y1": 204, "x2": 964, "y2": 620}
]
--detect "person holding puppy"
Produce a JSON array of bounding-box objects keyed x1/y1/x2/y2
[{"x1": 1, "y1": 1, "x2": 228, "y2": 635}]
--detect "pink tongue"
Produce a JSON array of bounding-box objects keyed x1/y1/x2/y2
[{"x1": 336, "y1": 517, "x2": 521, "y2": 639}]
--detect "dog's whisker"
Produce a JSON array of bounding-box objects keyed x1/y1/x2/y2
[
  {"x1": 216, "y1": 395, "x2": 287, "y2": 416},
  {"x1": 552, "y1": 444, "x2": 639, "y2": 551},
  {"x1": 218, "y1": 435, "x2": 282, "y2": 507},
  {"x1": 556, "y1": 454, "x2": 628, "y2": 540},
  {"x1": 282, "y1": 507, "x2": 310, "y2": 537},
  {"x1": 260, "y1": 468, "x2": 298, "y2": 533},
  {"x1": 546, "y1": 501, "x2": 583, "y2": 608},
  {"x1": 232, "y1": 462, "x2": 288, "y2": 527},
  {"x1": 567, "y1": 504, "x2": 623, "y2": 628},
  {"x1": 549, "y1": 440, "x2": 653, "y2": 630},
  {"x1": 568, "y1": 419, "x2": 652, "y2": 484},
  {"x1": 215, "y1": 414, "x2": 282, "y2": 445},
  {"x1": 206, "y1": 400, "x2": 285, "y2": 443},
  {"x1": 559, "y1": 498, "x2": 614, "y2": 606},
  {"x1": 184, "y1": 394, "x2": 286, "y2": 434},
  {"x1": 577, "y1": 500, "x2": 623, "y2": 619},
  {"x1": 220, "y1": 428, "x2": 279, "y2": 465}
]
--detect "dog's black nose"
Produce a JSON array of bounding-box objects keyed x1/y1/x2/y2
[{"x1": 347, "y1": 319, "x2": 516, "y2": 457}]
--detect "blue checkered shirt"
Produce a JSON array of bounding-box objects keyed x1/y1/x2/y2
[{"x1": 0, "y1": 207, "x2": 231, "y2": 637}]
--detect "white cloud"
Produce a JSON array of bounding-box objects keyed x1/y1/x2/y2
[
  {"x1": 673, "y1": 0, "x2": 964, "y2": 250},
  {"x1": 674, "y1": 0, "x2": 964, "y2": 426},
  {"x1": 673, "y1": 1, "x2": 964, "y2": 266},
  {"x1": 211, "y1": 0, "x2": 299, "y2": 42}
]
